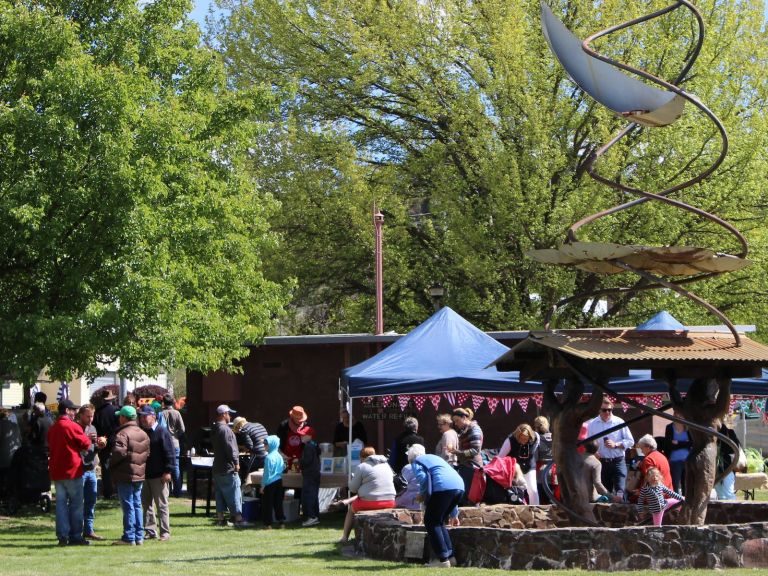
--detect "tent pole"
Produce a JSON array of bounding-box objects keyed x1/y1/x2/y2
[{"x1": 348, "y1": 395, "x2": 353, "y2": 487}]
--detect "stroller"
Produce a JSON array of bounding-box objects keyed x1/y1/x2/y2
[
  {"x1": 467, "y1": 456, "x2": 528, "y2": 505},
  {"x1": 0, "y1": 445, "x2": 52, "y2": 515}
]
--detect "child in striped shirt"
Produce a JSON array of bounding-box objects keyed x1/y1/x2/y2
[{"x1": 638, "y1": 467, "x2": 685, "y2": 526}]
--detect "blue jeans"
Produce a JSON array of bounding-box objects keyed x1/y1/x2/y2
[
  {"x1": 82, "y1": 470, "x2": 98, "y2": 536},
  {"x1": 424, "y1": 489, "x2": 463, "y2": 562},
  {"x1": 171, "y1": 446, "x2": 182, "y2": 497},
  {"x1": 670, "y1": 460, "x2": 686, "y2": 493},
  {"x1": 214, "y1": 472, "x2": 242, "y2": 516},
  {"x1": 116, "y1": 482, "x2": 144, "y2": 543},
  {"x1": 54, "y1": 478, "x2": 85, "y2": 543},
  {"x1": 601, "y1": 458, "x2": 628, "y2": 495},
  {"x1": 301, "y1": 474, "x2": 320, "y2": 519}
]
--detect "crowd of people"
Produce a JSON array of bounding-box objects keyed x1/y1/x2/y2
[
  {"x1": 1, "y1": 392, "x2": 748, "y2": 559},
  {"x1": 0, "y1": 390, "x2": 185, "y2": 546}
]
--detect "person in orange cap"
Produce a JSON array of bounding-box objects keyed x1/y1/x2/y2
[{"x1": 276, "y1": 406, "x2": 310, "y2": 466}]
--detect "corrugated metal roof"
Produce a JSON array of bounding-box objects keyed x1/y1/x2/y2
[{"x1": 500, "y1": 329, "x2": 768, "y2": 364}]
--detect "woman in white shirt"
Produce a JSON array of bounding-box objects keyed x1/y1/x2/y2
[{"x1": 434, "y1": 413, "x2": 459, "y2": 467}]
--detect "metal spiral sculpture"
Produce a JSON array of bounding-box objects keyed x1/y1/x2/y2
[
  {"x1": 528, "y1": 0, "x2": 749, "y2": 345},
  {"x1": 528, "y1": 1, "x2": 744, "y2": 527}
]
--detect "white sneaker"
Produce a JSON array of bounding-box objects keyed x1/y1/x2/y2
[
  {"x1": 302, "y1": 517, "x2": 320, "y2": 527},
  {"x1": 425, "y1": 559, "x2": 451, "y2": 568}
]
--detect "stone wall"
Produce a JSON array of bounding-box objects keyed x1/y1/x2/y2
[{"x1": 354, "y1": 503, "x2": 768, "y2": 570}]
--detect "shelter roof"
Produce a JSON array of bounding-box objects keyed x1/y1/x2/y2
[{"x1": 495, "y1": 328, "x2": 768, "y2": 380}]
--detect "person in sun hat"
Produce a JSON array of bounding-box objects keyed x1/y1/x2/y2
[
  {"x1": 276, "y1": 405, "x2": 310, "y2": 467},
  {"x1": 276, "y1": 406, "x2": 310, "y2": 515},
  {"x1": 211, "y1": 404, "x2": 251, "y2": 528},
  {"x1": 48, "y1": 398, "x2": 92, "y2": 547},
  {"x1": 110, "y1": 405, "x2": 150, "y2": 545}
]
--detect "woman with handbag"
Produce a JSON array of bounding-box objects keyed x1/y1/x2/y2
[{"x1": 714, "y1": 420, "x2": 743, "y2": 500}]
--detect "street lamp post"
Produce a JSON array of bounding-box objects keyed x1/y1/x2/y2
[{"x1": 429, "y1": 282, "x2": 445, "y2": 311}]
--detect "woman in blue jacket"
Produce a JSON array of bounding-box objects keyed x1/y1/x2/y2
[{"x1": 407, "y1": 444, "x2": 464, "y2": 568}]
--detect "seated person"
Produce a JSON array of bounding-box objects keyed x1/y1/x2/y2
[
  {"x1": 583, "y1": 440, "x2": 611, "y2": 502},
  {"x1": 339, "y1": 447, "x2": 396, "y2": 543}
]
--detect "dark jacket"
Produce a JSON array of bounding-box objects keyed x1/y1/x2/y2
[
  {"x1": 333, "y1": 421, "x2": 368, "y2": 445},
  {"x1": 390, "y1": 430, "x2": 424, "y2": 474},
  {"x1": 29, "y1": 414, "x2": 53, "y2": 452},
  {"x1": 300, "y1": 439, "x2": 321, "y2": 477},
  {"x1": 662, "y1": 423, "x2": 691, "y2": 458},
  {"x1": 716, "y1": 424, "x2": 740, "y2": 474},
  {"x1": 110, "y1": 420, "x2": 150, "y2": 484},
  {"x1": 211, "y1": 420, "x2": 239, "y2": 475},
  {"x1": 94, "y1": 402, "x2": 119, "y2": 446},
  {"x1": 143, "y1": 424, "x2": 175, "y2": 479}
]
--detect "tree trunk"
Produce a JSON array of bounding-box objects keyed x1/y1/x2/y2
[
  {"x1": 544, "y1": 378, "x2": 603, "y2": 524},
  {"x1": 669, "y1": 376, "x2": 730, "y2": 525}
]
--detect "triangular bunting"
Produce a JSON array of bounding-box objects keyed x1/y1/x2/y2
[
  {"x1": 518, "y1": 397, "x2": 529, "y2": 412},
  {"x1": 754, "y1": 398, "x2": 766, "y2": 414},
  {"x1": 430, "y1": 395, "x2": 441, "y2": 411},
  {"x1": 444, "y1": 393, "x2": 456, "y2": 407},
  {"x1": 412, "y1": 395, "x2": 427, "y2": 411},
  {"x1": 533, "y1": 395, "x2": 543, "y2": 408},
  {"x1": 620, "y1": 401, "x2": 629, "y2": 412},
  {"x1": 398, "y1": 395, "x2": 411, "y2": 411},
  {"x1": 456, "y1": 392, "x2": 469, "y2": 406},
  {"x1": 486, "y1": 397, "x2": 499, "y2": 414},
  {"x1": 381, "y1": 395, "x2": 392, "y2": 408},
  {"x1": 502, "y1": 398, "x2": 514, "y2": 414},
  {"x1": 471, "y1": 395, "x2": 484, "y2": 411},
  {"x1": 650, "y1": 395, "x2": 663, "y2": 409}
]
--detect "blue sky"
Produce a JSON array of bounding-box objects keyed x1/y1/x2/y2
[
  {"x1": 188, "y1": 1, "x2": 768, "y2": 28},
  {"x1": 190, "y1": 0, "x2": 213, "y2": 27}
]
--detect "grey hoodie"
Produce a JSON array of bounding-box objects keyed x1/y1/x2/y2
[{"x1": 348, "y1": 454, "x2": 396, "y2": 501}]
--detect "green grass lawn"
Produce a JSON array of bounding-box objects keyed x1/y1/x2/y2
[{"x1": 1, "y1": 492, "x2": 767, "y2": 576}]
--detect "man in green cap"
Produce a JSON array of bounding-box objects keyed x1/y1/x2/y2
[{"x1": 110, "y1": 405, "x2": 150, "y2": 545}]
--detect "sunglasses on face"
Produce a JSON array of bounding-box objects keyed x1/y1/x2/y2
[{"x1": 600, "y1": 408, "x2": 612, "y2": 413}]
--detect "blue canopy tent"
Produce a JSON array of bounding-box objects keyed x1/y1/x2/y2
[
  {"x1": 341, "y1": 307, "x2": 540, "y2": 398},
  {"x1": 605, "y1": 369, "x2": 768, "y2": 397}
]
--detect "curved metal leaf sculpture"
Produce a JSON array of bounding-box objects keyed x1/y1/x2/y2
[{"x1": 529, "y1": 0, "x2": 748, "y2": 344}]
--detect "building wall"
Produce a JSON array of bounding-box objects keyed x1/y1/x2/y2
[{"x1": 186, "y1": 337, "x2": 653, "y2": 455}]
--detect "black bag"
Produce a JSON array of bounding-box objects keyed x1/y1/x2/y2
[
  {"x1": 393, "y1": 473, "x2": 408, "y2": 496},
  {"x1": 506, "y1": 485, "x2": 528, "y2": 505}
]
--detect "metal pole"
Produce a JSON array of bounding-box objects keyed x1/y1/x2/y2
[{"x1": 373, "y1": 206, "x2": 384, "y2": 335}]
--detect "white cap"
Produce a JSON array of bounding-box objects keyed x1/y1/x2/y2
[{"x1": 216, "y1": 404, "x2": 236, "y2": 415}]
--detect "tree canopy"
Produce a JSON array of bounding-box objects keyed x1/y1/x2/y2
[
  {"x1": 212, "y1": 0, "x2": 768, "y2": 336},
  {"x1": 0, "y1": 0, "x2": 290, "y2": 382}
]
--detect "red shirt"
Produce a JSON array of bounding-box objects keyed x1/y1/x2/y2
[
  {"x1": 283, "y1": 426, "x2": 306, "y2": 461},
  {"x1": 48, "y1": 415, "x2": 92, "y2": 481},
  {"x1": 638, "y1": 449, "x2": 673, "y2": 490}
]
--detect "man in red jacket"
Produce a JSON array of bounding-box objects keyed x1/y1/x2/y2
[{"x1": 48, "y1": 398, "x2": 92, "y2": 546}]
